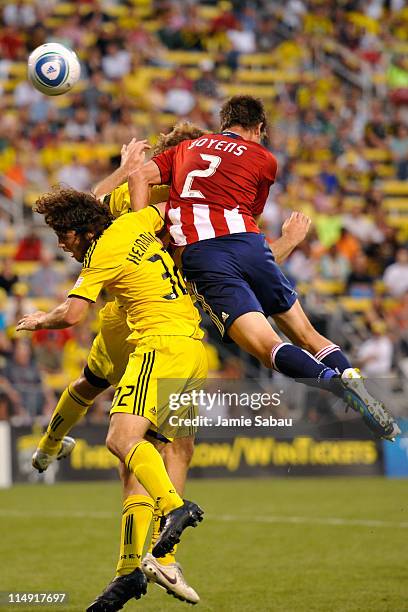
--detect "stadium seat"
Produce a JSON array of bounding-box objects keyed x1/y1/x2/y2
[
  {"x1": 240, "y1": 54, "x2": 278, "y2": 67},
  {"x1": 294, "y1": 163, "x2": 320, "y2": 177},
  {"x1": 53, "y1": 2, "x2": 75, "y2": 15},
  {"x1": 0, "y1": 244, "x2": 16, "y2": 258},
  {"x1": 163, "y1": 51, "x2": 212, "y2": 66},
  {"x1": 382, "y1": 198, "x2": 408, "y2": 212},
  {"x1": 339, "y1": 297, "x2": 372, "y2": 312},
  {"x1": 237, "y1": 69, "x2": 304, "y2": 83},
  {"x1": 381, "y1": 181, "x2": 408, "y2": 195},
  {"x1": 314, "y1": 279, "x2": 345, "y2": 295},
  {"x1": 363, "y1": 148, "x2": 390, "y2": 162},
  {"x1": 222, "y1": 84, "x2": 276, "y2": 97}
]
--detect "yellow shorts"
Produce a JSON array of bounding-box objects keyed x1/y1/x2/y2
[
  {"x1": 86, "y1": 301, "x2": 133, "y2": 388},
  {"x1": 110, "y1": 335, "x2": 208, "y2": 441}
]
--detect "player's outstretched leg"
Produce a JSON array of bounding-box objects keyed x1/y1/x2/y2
[
  {"x1": 143, "y1": 436, "x2": 200, "y2": 604},
  {"x1": 273, "y1": 302, "x2": 401, "y2": 440},
  {"x1": 106, "y1": 414, "x2": 204, "y2": 560},
  {"x1": 86, "y1": 568, "x2": 147, "y2": 612},
  {"x1": 229, "y1": 311, "x2": 400, "y2": 440},
  {"x1": 32, "y1": 376, "x2": 102, "y2": 472}
]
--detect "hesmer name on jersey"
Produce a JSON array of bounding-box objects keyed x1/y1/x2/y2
[{"x1": 168, "y1": 415, "x2": 293, "y2": 428}]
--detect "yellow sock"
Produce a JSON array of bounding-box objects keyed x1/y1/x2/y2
[
  {"x1": 125, "y1": 441, "x2": 183, "y2": 515},
  {"x1": 38, "y1": 385, "x2": 92, "y2": 455},
  {"x1": 148, "y1": 502, "x2": 178, "y2": 565},
  {"x1": 116, "y1": 494, "x2": 154, "y2": 576}
]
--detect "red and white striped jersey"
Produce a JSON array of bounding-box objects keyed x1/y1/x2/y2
[{"x1": 152, "y1": 132, "x2": 277, "y2": 246}]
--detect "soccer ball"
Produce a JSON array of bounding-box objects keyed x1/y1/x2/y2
[{"x1": 27, "y1": 43, "x2": 81, "y2": 96}]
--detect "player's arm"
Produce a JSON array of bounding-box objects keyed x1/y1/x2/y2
[
  {"x1": 270, "y1": 212, "x2": 311, "y2": 264},
  {"x1": 93, "y1": 139, "x2": 150, "y2": 201},
  {"x1": 16, "y1": 297, "x2": 90, "y2": 331},
  {"x1": 128, "y1": 160, "x2": 162, "y2": 211}
]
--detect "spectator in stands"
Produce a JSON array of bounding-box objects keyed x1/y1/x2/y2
[
  {"x1": 0, "y1": 258, "x2": 18, "y2": 295},
  {"x1": 194, "y1": 60, "x2": 220, "y2": 99},
  {"x1": 383, "y1": 247, "x2": 408, "y2": 297},
  {"x1": 3, "y1": 339, "x2": 48, "y2": 417},
  {"x1": 163, "y1": 67, "x2": 196, "y2": 115},
  {"x1": 319, "y1": 245, "x2": 349, "y2": 282},
  {"x1": 5, "y1": 282, "x2": 35, "y2": 328},
  {"x1": 346, "y1": 253, "x2": 375, "y2": 297},
  {"x1": 65, "y1": 107, "x2": 96, "y2": 142},
  {"x1": 364, "y1": 101, "x2": 388, "y2": 148},
  {"x1": 286, "y1": 242, "x2": 316, "y2": 284},
  {"x1": 0, "y1": 375, "x2": 28, "y2": 422},
  {"x1": 101, "y1": 42, "x2": 131, "y2": 80},
  {"x1": 32, "y1": 328, "x2": 65, "y2": 375},
  {"x1": 57, "y1": 156, "x2": 92, "y2": 191},
  {"x1": 356, "y1": 321, "x2": 393, "y2": 378},
  {"x1": 14, "y1": 231, "x2": 42, "y2": 261},
  {"x1": 389, "y1": 123, "x2": 408, "y2": 180},
  {"x1": 29, "y1": 250, "x2": 62, "y2": 298},
  {"x1": 3, "y1": 1, "x2": 36, "y2": 28},
  {"x1": 342, "y1": 203, "x2": 384, "y2": 244}
]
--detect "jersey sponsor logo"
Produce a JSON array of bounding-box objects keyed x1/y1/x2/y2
[
  {"x1": 73, "y1": 276, "x2": 84, "y2": 289},
  {"x1": 221, "y1": 311, "x2": 230, "y2": 322}
]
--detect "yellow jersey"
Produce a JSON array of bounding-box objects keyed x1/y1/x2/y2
[
  {"x1": 107, "y1": 183, "x2": 170, "y2": 218},
  {"x1": 69, "y1": 206, "x2": 203, "y2": 343}
]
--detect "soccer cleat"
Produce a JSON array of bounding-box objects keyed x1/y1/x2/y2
[
  {"x1": 86, "y1": 568, "x2": 147, "y2": 612},
  {"x1": 142, "y1": 552, "x2": 200, "y2": 605},
  {"x1": 32, "y1": 436, "x2": 76, "y2": 473},
  {"x1": 152, "y1": 500, "x2": 203, "y2": 559},
  {"x1": 341, "y1": 368, "x2": 401, "y2": 441}
]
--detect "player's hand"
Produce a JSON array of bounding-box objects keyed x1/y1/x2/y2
[
  {"x1": 121, "y1": 138, "x2": 151, "y2": 172},
  {"x1": 16, "y1": 311, "x2": 46, "y2": 332},
  {"x1": 282, "y1": 212, "x2": 311, "y2": 246}
]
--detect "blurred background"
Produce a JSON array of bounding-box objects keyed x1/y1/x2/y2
[{"x1": 0, "y1": 0, "x2": 407, "y2": 481}]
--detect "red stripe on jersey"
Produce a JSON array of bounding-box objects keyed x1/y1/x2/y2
[
  {"x1": 210, "y1": 207, "x2": 229, "y2": 237},
  {"x1": 180, "y1": 203, "x2": 198, "y2": 244}
]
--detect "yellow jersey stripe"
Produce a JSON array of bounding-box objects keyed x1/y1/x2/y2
[{"x1": 136, "y1": 350, "x2": 156, "y2": 416}]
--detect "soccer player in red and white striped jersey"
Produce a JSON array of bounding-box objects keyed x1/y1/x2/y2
[{"x1": 129, "y1": 96, "x2": 399, "y2": 441}]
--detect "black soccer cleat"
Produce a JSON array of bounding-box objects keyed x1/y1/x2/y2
[
  {"x1": 86, "y1": 567, "x2": 147, "y2": 612},
  {"x1": 152, "y1": 500, "x2": 204, "y2": 559}
]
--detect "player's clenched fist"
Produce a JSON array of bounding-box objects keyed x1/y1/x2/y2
[
  {"x1": 16, "y1": 311, "x2": 46, "y2": 331},
  {"x1": 282, "y1": 211, "x2": 311, "y2": 245}
]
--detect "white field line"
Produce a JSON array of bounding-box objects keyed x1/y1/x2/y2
[{"x1": 0, "y1": 509, "x2": 407, "y2": 529}]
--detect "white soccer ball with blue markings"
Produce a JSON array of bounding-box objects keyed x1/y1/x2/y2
[{"x1": 28, "y1": 43, "x2": 81, "y2": 96}]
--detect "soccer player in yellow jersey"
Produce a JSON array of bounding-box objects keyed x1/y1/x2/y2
[
  {"x1": 16, "y1": 187, "x2": 207, "y2": 611},
  {"x1": 21, "y1": 129, "x2": 311, "y2": 610}
]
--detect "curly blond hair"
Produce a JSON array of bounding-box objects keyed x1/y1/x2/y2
[{"x1": 153, "y1": 122, "x2": 206, "y2": 155}]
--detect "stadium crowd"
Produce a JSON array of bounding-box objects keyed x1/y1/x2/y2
[{"x1": 0, "y1": 0, "x2": 408, "y2": 423}]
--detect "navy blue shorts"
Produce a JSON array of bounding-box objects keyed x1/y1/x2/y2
[{"x1": 182, "y1": 232, "x2": 297, "y2": 340}]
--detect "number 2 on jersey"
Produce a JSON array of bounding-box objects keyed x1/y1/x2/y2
[{"x1": 180, "y1": 154, "x2": 221, "y2": 199}]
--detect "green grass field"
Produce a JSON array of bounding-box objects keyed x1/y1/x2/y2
[{"x1": 0, "y1": 478, "x2": 407, "y2": 612}]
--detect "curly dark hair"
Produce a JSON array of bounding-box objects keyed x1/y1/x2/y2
[
  {"x1": 153, "y1": 121, "x2": 206, "y2": 155},
  {"x1": 35, "y1": 186, "x2": 113, "y2": 238},
  {"x1": 219, "y1": 95, "x2": 267, "y2": 133}
]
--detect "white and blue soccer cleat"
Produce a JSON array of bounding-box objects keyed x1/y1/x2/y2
[
  {"x1": 32, "y1": 436, "x2": 76, "y2": 473},
  {"x1": 341, "y1": 368, "x2": 401, "y2": 441},
  {"x1": 142, "y1": 552, "x2": 200, "y2": 605}
]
